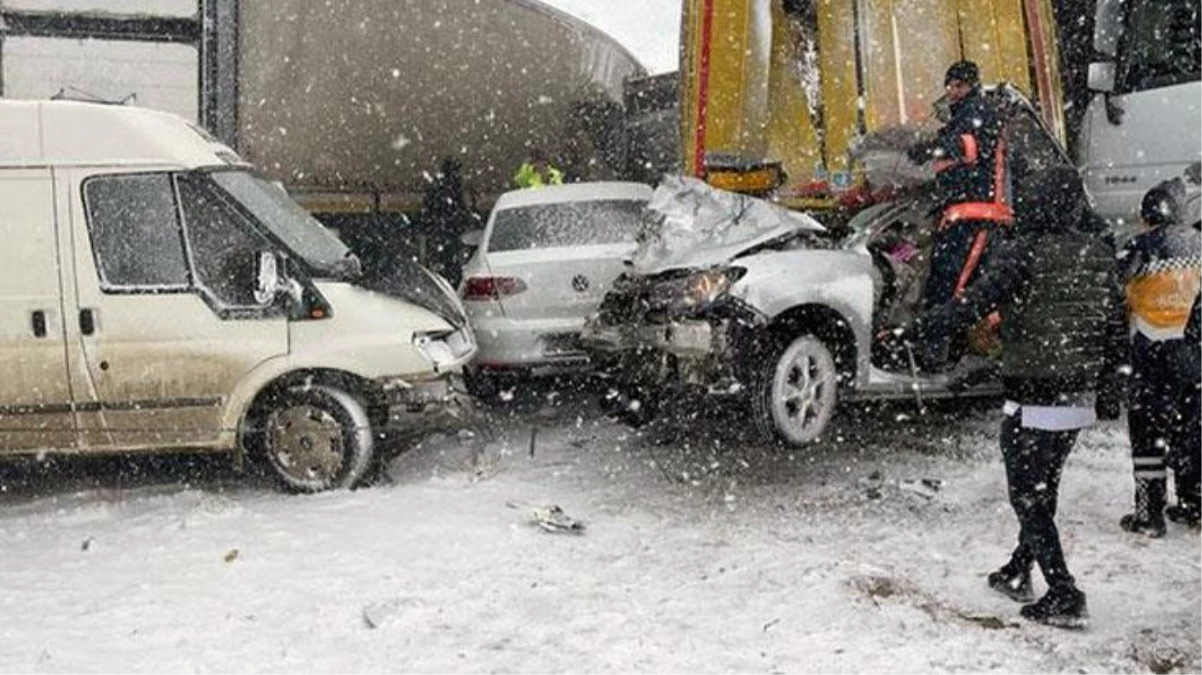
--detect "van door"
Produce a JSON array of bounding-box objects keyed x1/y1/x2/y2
[
  {"x1": 0, "y1": 169, "x2": 75, "y2": 453},
  {"x1": 63, "y1": 169, "x2": 289, "y2": 452}
]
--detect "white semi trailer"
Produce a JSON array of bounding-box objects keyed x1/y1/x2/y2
[{"x1": 0, "y1": 0, "x2": 645, "y2": 212}]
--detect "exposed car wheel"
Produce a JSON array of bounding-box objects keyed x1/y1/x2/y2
[
  {"x1": 255, "y1": 385, "x2": 375, "y2": 493},
  {"x1": 752, "y1": 334, "x2": 839, "y2": 446}
]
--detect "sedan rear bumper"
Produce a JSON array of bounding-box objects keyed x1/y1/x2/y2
[{"x1": 468, "y1": 315, "x2": 593, "y2": 370}]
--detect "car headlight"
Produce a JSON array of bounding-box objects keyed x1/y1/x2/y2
[{"x1": 676, "y1": 267, "x2": 746, "y2": 312}]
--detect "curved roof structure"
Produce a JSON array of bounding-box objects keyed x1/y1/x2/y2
[{"x1": 237, "y1": 0, "x2": 647, "y2": 209}]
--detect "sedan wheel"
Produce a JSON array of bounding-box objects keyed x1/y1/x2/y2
[{"x1": 753, "y1": 334, "x2": 839, "y2": 446}]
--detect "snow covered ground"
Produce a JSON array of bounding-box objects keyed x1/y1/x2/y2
[
  {"x1": 0, "y1": 391, "x2": 1198, "y2": 673},
  {"x1": 538, "y1": 0, "x2": 681, "y2": 74}
]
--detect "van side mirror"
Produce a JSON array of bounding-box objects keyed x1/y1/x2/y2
[
  {"x1": 1088, "y1": 62, "x2": 1116, "y2": 93},
  {"x1": 461, "y1": 229, "x2": 483, "y2": 247},
  {"x1": 254, "y1": 251, "x2": 293, "y2": 306}
]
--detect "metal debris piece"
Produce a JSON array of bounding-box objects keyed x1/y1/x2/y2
[{"x1": 507, "y1": 500, "x2": 585, "y2": 534}]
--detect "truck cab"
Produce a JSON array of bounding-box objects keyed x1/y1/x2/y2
[
  {"x1": 0, "y1": 100, "x2": 476, "y2": 491},
  {"x1": 1079, "y1": 0, "x2": 1201, "y2": 230}
]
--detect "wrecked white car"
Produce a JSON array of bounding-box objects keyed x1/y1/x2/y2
[{"x1": 583, "y1": 86, "x2": 1074, "y2": 445}]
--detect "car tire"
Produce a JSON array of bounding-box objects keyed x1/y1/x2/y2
[
  {"x1": 253, "y1": 385, "x2": 375, "y2": 493},
  {"x1": 751, "y1": 333, "x2": 839, "y2": 446}
]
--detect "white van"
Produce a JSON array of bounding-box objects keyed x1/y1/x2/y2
[{"x1": 0, "y1": 100, "x2": 476, "y2": 492}]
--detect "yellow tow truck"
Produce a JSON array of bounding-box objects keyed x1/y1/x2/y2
[{"x1": 679, "y1": 0, "x2": 1066, "y2": 209}]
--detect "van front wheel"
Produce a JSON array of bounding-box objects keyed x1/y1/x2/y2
[{"x1": 255, "y1": 385, "x2": 375, "y2": 492}]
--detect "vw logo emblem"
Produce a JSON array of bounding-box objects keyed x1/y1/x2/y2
[{"x1": 571, "y1": 274, "x2": 590, "y2": 292}]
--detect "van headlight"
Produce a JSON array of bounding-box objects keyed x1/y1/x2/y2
[
  {"x1": 672, "y1": 267, "x2": 746, "y2": 313},
  {"x1": 413, "y1": 330, "x2": 456, "y2": 369}
]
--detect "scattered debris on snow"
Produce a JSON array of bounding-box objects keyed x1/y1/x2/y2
[{"x1": 507, "y1": 500, "x2": 586, "y2": 534}]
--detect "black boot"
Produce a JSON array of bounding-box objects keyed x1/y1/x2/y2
[
  {"x1": 1120, "y1": 478, "x2": 1166, "y2": 538},
  {"x1": 1165, "y1": 501, "x2": 1201, "y2": 528},
  {"x1": 1020, "y1": 585, "x2": 1089, "y2": 629},
  {"x1": 987, "y1": 563, "x2": 1035, "y2": 603}
]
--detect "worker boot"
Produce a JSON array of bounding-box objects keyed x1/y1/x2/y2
[
  {"x1": 987, "y1": 561, "x2": 1035, "y2": 603},
  {"x1": 1021, "y1": 584, "x2": 1089, "y2": 629},
  {"x1": 1120, "y1": 477, "x2": 1167, "y2": 538}
]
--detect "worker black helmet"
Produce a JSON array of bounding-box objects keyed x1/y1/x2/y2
[
  {"x1": 945, "y1": 60, "x2": 980, "y2": 87},
  {"x1": 1141, "y1": 183, "x2": 1182, "y2": 226}
]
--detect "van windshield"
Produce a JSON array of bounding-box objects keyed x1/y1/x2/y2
[{"x1": 208, "y1": 170, "x2": 359, "y2": 278}]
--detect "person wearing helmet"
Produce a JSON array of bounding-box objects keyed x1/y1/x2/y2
[
  {"x1": 1117, "y1": 178, "x2": 1202, "y2": 535},
  {"x1": 905, "y1": 61, "x2": 1009, "y2": 348}
]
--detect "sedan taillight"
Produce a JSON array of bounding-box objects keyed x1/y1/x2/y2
[{"x1": 462, "y1": 276, "x2": 528, "y2": 301}]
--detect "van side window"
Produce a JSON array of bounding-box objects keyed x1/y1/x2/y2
[
  {"x1": 84, "y1": 174, "x2": 190, "y2": 289},
  {"x1": 176, "y1": 175, "x2": 266, "y2": 308}
]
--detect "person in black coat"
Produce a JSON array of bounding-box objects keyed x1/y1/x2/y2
[
  {"x1": 421, "y1": 157, "x2": 477, "y2": 287},
  {"x1": 880, "y1": 166, "x2": 1126, "y2": 629}
]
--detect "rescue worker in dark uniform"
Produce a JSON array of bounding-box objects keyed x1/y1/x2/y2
[
  {"x1": 906, "y1": 60, "x2": 1010, "y2": 367},
  {"x1": 883, "y1": 167, "x2": 1126, "y2": 628},
  {"x1": 1117, "y1": 179, "x2": 1202, "y2": 535}
]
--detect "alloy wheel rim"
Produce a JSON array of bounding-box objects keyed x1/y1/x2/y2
[{"x1": 772, "y1": 339, "x2": 836, "y2": 443}]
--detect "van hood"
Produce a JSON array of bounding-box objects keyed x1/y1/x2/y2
[
  {"x1": 631, "y1": 175, "x2": 827, "y2": 275},
  {"x1": 356, "y1": 259, "x2": 467, "y2": 328}
]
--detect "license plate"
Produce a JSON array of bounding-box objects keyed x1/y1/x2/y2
[{"x1": 542, "y1": 333, "x2": 584, "y2": 354}]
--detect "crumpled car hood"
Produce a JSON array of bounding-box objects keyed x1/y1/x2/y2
[{"x1": 631, "y1": 175, "x2": 826, "y2": 275}]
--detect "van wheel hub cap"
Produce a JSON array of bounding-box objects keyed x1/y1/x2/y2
[{"x1": 269, "y1": 405, "x2": 345, "y2": 481}]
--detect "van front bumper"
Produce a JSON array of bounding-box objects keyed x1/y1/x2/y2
[
  {"x1": 372, "y1": 374, "x2": 480, "y2": 454},
  {"x1": 379, "y1": 374, "x2": 463, "y2": 411}
]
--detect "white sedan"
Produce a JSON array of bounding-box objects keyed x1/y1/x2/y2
[{"x1": 459, "y1": 182, "x2": 652, "y2": 396}]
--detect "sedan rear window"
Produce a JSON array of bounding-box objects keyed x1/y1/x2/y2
[{"x1": 488, "y1": 199, "x2": 645, "y2": 252}]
